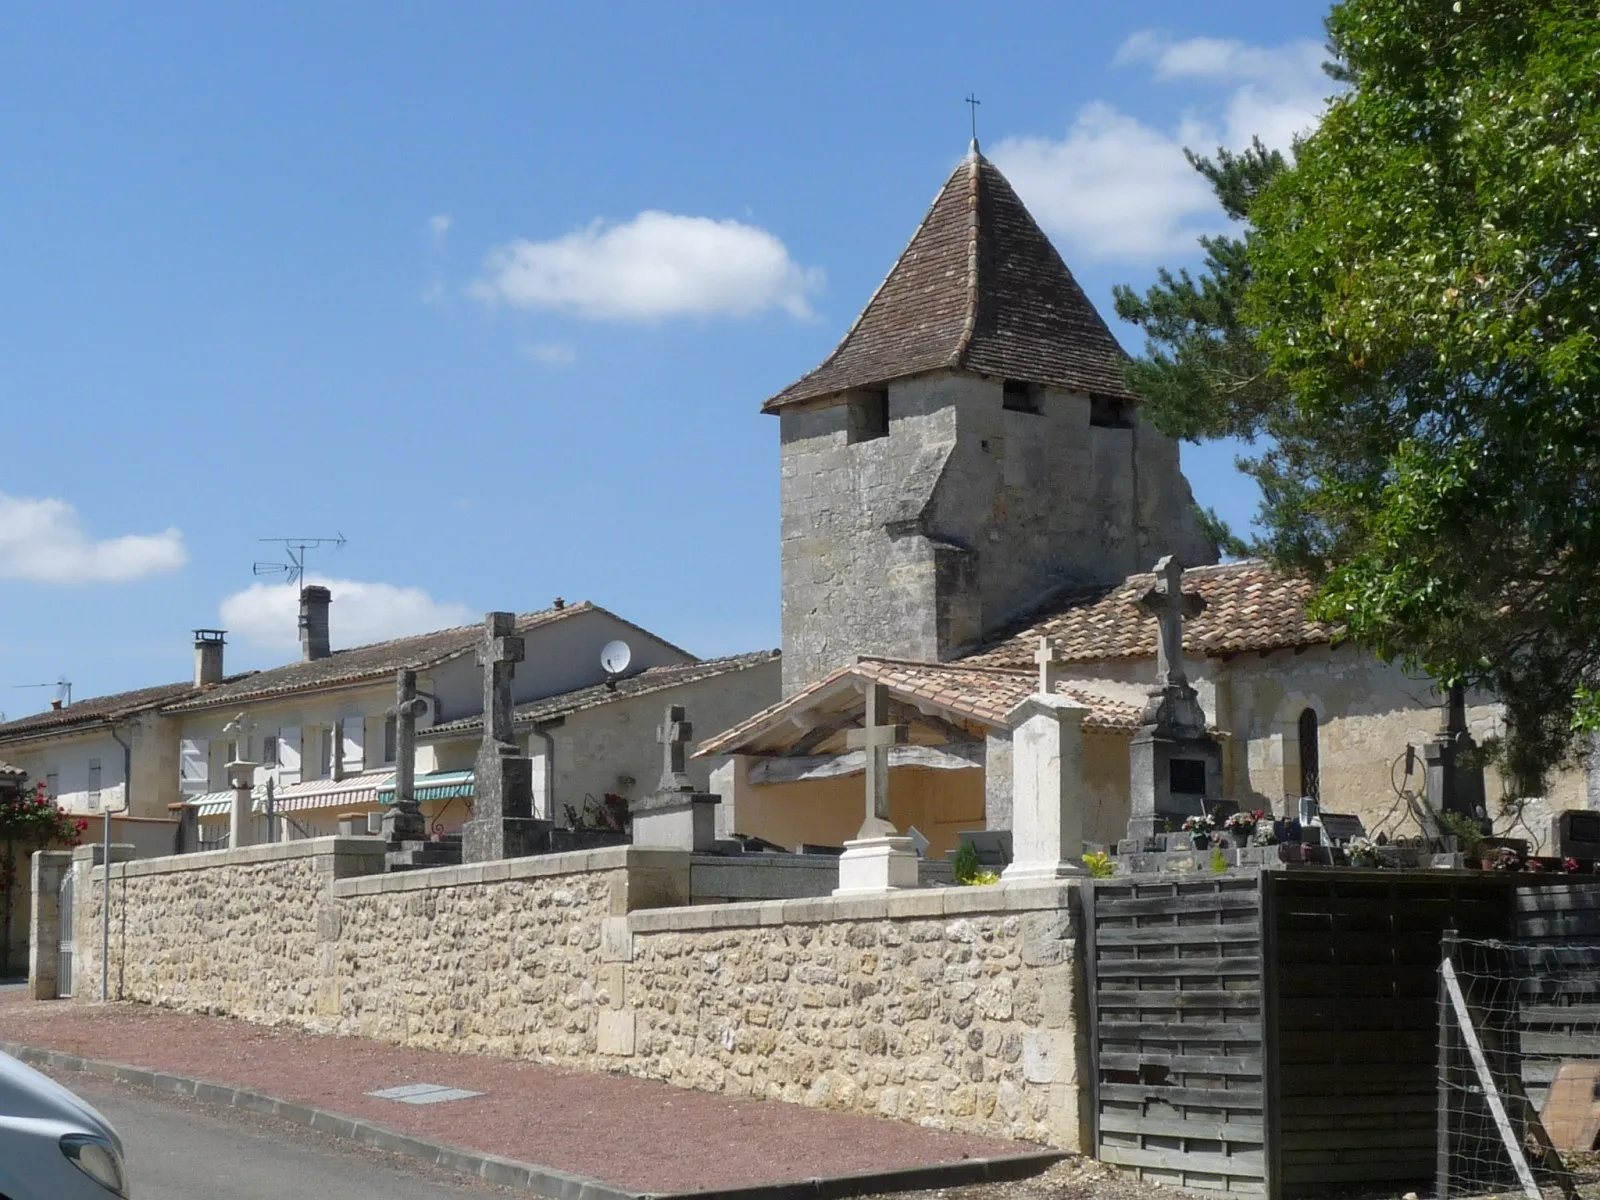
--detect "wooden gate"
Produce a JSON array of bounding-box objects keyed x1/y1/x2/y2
[
  {"x1": 57, "y1": 868, "x2": 75, "y2": 999},
  {"x1": 1084, "y1": 875, "x2": 1269, "y2": 1194}
]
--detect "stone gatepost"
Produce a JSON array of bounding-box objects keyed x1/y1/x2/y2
[
  {"x1": 1002, "y1": 693, "x2": 1090, "y2": 881},
  {"x1": 27, "y1": 850, "x2": 74, "y2": 1000}
]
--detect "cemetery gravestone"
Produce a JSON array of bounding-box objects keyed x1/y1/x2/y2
[{"x1": 460, "y1": 612, "x2": 549, "y2": 864}]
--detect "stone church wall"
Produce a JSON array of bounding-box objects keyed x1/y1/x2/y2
[
  {"x1": 70, "y1": 838, "x2": 1088, "y2": 1149},
  {"x1": 778, "y1": 370, "x2": 1215, "y2": 694}
]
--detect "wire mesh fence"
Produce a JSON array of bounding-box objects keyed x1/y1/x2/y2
[{"x1": 1440, "y1": 935, "x2": 1600, "y2": 1198}]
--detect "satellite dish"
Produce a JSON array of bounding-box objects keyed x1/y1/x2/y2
[{"x1": 600, "y1": 640, "x2": 632, "y2": 676}]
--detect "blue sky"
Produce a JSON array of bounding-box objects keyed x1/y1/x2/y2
[{"x1": 0, "y1": 1, "x2": 1335, "y2": 713}]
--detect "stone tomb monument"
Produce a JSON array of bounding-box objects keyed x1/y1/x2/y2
[
  {"x1": 460, "y1": 612, "x2": 550, "y2": 864},
  {"x1": 1001, "y1": 639, "x2": 1089, "y2": 880},
  {"x1": 1425, "y1": 683, "x2": 1489, "y2": 828},
  {"x1": 630, "y1": 705, "x2": 719, "y2": 853},
  {"x1": 833, "y1": 683, "x2": 919, "y2": 894},
  {"x1": 1126, "y1": 557, "x2": 1223, "y2": 841}
]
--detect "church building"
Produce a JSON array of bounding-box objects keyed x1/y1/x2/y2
[{"x1": 697, "y1": 142, "x2": 1592, "y2": 858}]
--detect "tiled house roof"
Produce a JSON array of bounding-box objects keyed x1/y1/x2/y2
[
  {"x1": 162, "y1": 603, "x2": 603, "y2": 712},
  {"x1": 0, "y1": 680, "x2": 207, "y2": 744},
  {"x1": 695, "y1": 656, "x2": 1142, "y2": 759},
  {"x1": 964, "y1": 560, "x2": 1340, "y2": 668},
  {"x1": 764, "y1": 147, "x2": 1136, "y2": 412},
  {"x1": 423, "y1": 650, "x2": 781, "y2": 740}
]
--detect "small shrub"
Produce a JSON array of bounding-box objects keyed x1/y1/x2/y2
[
  {"x1": 951, "y1": 840, "x2": 983, "y2": 884},
  {"x1": 1081, "y1": 850, "x2": 1116, "y2": 879},
  {"x1": 1210, "y1": 847, "x2": 1228, "y2": 874}
]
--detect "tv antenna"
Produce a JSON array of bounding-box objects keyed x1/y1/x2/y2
[
  {"x1": 14, "y1": 678, "x2": 72, "y2": 708},
  {"x1": 253, "y1": 534, "x2": 346, "y2": 587}
]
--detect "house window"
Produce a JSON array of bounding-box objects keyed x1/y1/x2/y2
[
  {"x1": 87, "y1": 758, "x2": 102, "y2": 810},
  {"x1": 384, "y1": 715, "x2": 397, "y2": 764},
  {"x1": 262, "y1": 735, "x2": 278, "y2": 767},
  {"x1": 1298, "y1": 708, "x2": 1321, "y2": 803},
  {"x1": 1090, "y1": 396, "x2": 1134, "y2": 428},
  {"x1": 1002, "y1": 380, "x2": 1040, "y2": 414},
  {"x1": 848, "y1": 388, "x2": 889, "y2": 443}
]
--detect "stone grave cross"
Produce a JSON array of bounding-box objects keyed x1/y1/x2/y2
[
  {"x1": 383, "y1": 667, "x2": 431, "y2": 844},
  {"x1": 844, "y1": 682, "x2": 907, "y2": 839},
  {"x1": 477, "y1": 613, "x2": 525, "y2": 747},
  {"x1": 1035, "y1": 638, "x2": 1066, "y2": 695},
  {"x1": 1137, "y1": 555, "x2": 1205, "y2": 690},
  {"x1": 657, "y1": 706, "x2": 694, "y2": 793}
]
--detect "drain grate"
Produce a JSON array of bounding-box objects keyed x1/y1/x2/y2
[{"x1": 365, "y1": 1082, "x2": 483, "y2": 1105}]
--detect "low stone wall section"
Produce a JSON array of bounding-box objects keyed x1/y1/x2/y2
[{"x1": 71, "y1": 838, "x2": 1086, "y2": 1149}]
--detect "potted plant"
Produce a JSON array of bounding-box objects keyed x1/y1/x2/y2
[
  {"x1": 1224, "y1": 809, "x2": 1264, "y2": 847},
  {"x1": 1348, "y1": 836, "x2": 1378, "y2": 868},
  {"x1": 1183, "y1": 812, "x2": 1216, "y2": 849}
]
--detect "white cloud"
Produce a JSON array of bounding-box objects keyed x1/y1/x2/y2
[
  {"x1": 521, "y1": 341, "x2": 576, "y2": 367},
  {"x1": 471, "y1": 211, "x2": 822, "y2": 321},
  {"x1": 430, "y1": 213, "x2": 453, "y2": 239},
  {"x1": 220, "y1": 577, "x2": 474, "y2": 651},
  {"x1": 0, "y1": 492, "x2": 186, "y2": 584},
  {"x1": 990, "y1": 33, "x2": 1333, "y2": 265}
]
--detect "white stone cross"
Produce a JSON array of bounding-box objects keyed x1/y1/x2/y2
[
  {"x1": 222, "y1": 711, "x2": 255, "y2": 765},
  {"x1": 1136, "y1": 556, "x2": 1205, "y2": 690},
  {"x1": 1035, "y1": 638, "x2": 1066, "y2": 696},
  {"x1": 657, "y1": 705, "x2": 694, "y2": 793},
  {"x1": 845, "y1": 682, "x2": 908, "y2": 838},
  {"x1": 476, "y1": 612, "x2": 525, "y2": 746}
]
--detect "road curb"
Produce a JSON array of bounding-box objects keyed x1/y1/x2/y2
[{"x1": 0, "y1": 1040, "x2": 1066, "y2": 1200}]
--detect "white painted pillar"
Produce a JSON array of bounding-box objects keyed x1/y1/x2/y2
[
  {"x1": 1001, "y1": 693, "x2": 1089, "y2": 881},
  {"x1": 709, "y1": 755, "x2": 753, "y2": 840},
  {"x1": 228, "y1": 761, "x2": 256, "y2": 849}
]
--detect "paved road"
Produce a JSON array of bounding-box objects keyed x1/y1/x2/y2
[{"x1": 58, "y1": 1074, "x2": 517, "y2": 1199}]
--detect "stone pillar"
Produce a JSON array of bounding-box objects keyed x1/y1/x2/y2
[
  {"x1": 708, "y1": 755, "x2": 754, "y2": 841},
  {"x1": 381, "y1": 668, "x2": 429, "y2": 844},
  {"x1": 460, "y1": 613, "x2": 549, "y2": 863},
  {"x1": 27, "y1": 850, "x2": 73, "y2": 1000},
  {"x1": 1002, "y1": 694, "x2": 1089, "y2": 881},
  {"x1": 1425, "y1": 684, "x2": 1488, "y2": 826},
  {"x1": 228, "y1": 761, "x2": 256, "y2": 849}
]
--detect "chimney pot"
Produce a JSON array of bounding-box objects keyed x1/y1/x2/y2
[
  {"x1": 299, "y1": 585, "x2": 332, "y2": 661},
  {"x1": 50, "y1": 699, "x2": 62, "y2": 711},
  {"x1": 554, "y1": 597, "x2": 565, "y2": 610},
  {"x1": 193, "y1": 629, "x2": 227, "y2": 687}
]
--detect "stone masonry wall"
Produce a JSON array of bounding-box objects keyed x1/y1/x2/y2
[{"x1": 73, "y1": 839, "x2": 1088, "y2": 1150}]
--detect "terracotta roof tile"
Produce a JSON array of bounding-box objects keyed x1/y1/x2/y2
[
  {"x1": 764, "y1": 150, "x2": 1135, "y2": 412},
  {"x1": 964, "y1": 560, "x2": 1340, "y2": 668},
  {"x1": 422, "y1": 650, "x2": 781, "y2": 740},
  {"x1": 162, "y1": 603, "x2": 602, "y2": 712},
  {"x1": 0, "y1": 680, "x2": 208, "y2": 744},
  {"x1": 695, "y1": 657, "x2": 1141, "y2": 759}
]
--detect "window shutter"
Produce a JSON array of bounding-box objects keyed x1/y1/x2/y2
[
  {"x1": 278, "y1": 726, "x2": 302, "y2": 784},
  {"x1": 343, "y1": 717, "x2": 365, "y2": 773},
  {"x1": 179, "y1": 738, "x2": 210, "y2": 797}
]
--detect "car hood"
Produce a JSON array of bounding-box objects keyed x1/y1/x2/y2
[{"x1": 0, "y1": 1051, "x2": 118, "y2": 1142}]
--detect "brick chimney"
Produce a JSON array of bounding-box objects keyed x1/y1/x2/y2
[
  {"x1": 193, "y1": 629, "x2": 226, "y2": 686},
  {"x1": 299, "y1": 585, "x2": 332, "y2": 661}
]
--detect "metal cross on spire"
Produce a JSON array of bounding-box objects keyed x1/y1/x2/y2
[{"x1": 965, "y1": 93, "x2": 981, "y2": 145}]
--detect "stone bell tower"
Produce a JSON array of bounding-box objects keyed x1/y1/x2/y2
[{"x1": 768, "y1": 140, "x2": 1217, "y2": 694}]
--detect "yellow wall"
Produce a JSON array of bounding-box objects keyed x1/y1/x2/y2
[{"x1": 739, "y1": 766, "x2": 986, "y2": 859}]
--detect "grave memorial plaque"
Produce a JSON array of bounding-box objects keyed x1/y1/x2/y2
[
  {"x1": 1169, "y1": 759, "x2": 1207, "y2": 796},
  {"x1": 1317, "y1": 813, "x2": 1367, "y2": 846},
  {"x1": 1554, "y1": 810, "x2": 1600, "y2": 860}
]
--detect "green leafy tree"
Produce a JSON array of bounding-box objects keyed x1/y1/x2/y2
[
  {"x1": 1117, "y1": 0, "x2": 1600, "y2": 795},
  {"x1": 0, "y1": 779, "x2": 86, "y2": 977}
]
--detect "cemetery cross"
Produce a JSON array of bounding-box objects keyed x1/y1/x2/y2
[{"x1": 845, "y1": 682, "x2": 908, "y2": 839}]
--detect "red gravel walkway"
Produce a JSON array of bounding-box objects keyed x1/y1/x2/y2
[{"x1": 0, "y1": 993, "x2": 1039, "y2": 1192}]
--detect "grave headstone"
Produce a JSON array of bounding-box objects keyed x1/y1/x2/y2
[
  {"x1": 630, "y1": 705, "x2": 720, "y2": 852},
  {"x1": 460, "y1": 613, "x2": 549, "y2": 863},
  {"x1": 834, "y1": 683, "x2": 918, "y2": 894},
  {"x1": 382, "y1": 668, "x2": 430, "y2": 845},
  {"x1": 1126, "y1": 557, "x2": 1223, "y2": 840},
  {"x1": 1003, "y1": 644, "x2": 1090, "y2": 881},
  {"x1": 1553, "y1": 810, "x2": 1600, "y2": 860},
  {"x1": 1316, "y1": 812, "x2": 1367, "y2": 847}
]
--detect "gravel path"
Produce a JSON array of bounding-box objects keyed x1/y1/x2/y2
[{"x1": 0, "y1": 993, "x2": 1045, "y2": 1193}]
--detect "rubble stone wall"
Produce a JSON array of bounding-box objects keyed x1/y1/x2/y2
[{"x1": 74, "y1": 838, "x2": 1087, "y2": 1149}]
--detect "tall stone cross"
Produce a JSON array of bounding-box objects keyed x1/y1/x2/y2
[
  {"x1": 386, "y1": 668, "x2": 431, "y2": 839},
  {"x1": 845, "y1": 682, "x2": 908, "y2": 839},
  {"x1": 1035, "y1": 638, "x2": 1066, "y2": 696},
  {"x1": 222, "y1": 711, "x2": 255, "y2": 764},
  {"x1": 657, "y1": 705, "x2": 694, "y2": 793},
  {"x1": 477, "y1": 612, "x2": 525, "y2": 748},
  {"x1": 1137, "y1": 556, "x2": 1205, "y2": 690}
]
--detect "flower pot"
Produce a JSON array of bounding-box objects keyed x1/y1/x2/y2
[{"x1": 1191, "y1": 834, "x2": 1211, "y2": 850}]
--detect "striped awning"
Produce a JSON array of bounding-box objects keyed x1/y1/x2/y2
[
  {"x1": 270, "y1": 771, "x2": 394, "y2": 814},
  {"x1": 187, "y1": 784, "x2": 269, "y2": 818},
  {"x1": 376, "y1": 770, "x2": 475, "y2": 805}
]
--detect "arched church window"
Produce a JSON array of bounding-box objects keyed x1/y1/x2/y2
[{"x1": 1298, "y1": 707, "x2": 1320, "y2": 802}]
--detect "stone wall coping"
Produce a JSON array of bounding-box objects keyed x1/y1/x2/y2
[
  {"x1": 82, "y1": 836, "x2": 387, "y2": 881},
  {"x1": 626, "y1": 879, "x2": 1079, "y2": 934},
  {"x1": 688, "y1": 853, "x2": 844, "y2": 872},
  {"x1": 331, "y1": 845, "x2": 690, "y2": 898}
]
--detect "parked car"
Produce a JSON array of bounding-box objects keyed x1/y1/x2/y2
[{"x1": 0, "y1": 1050, "x2": 129, "y2": 1198}]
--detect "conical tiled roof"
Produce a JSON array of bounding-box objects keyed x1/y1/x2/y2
[{"x1": 764, "y1": 144, "x2": 1136, "y2": 412}]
